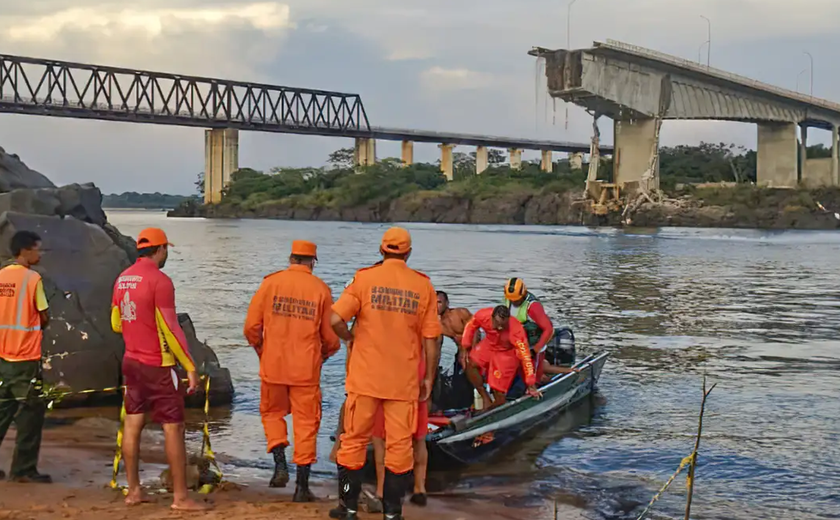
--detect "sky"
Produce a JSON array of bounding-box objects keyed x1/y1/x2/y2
[{"x1": 1, "y1": 0, "x2": 840, "y2": 194}]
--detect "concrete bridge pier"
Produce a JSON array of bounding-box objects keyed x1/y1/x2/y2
[
  {"x1": 476, "y1": 146, "x2": 489, "y2": 174},
  {"x1": 570, "y1": 152, "x2": 583, "y2": 171},
  {"x1": 509, "y1": 148, "x2": 523, "y2": 170},
  {"x1": 354, "y1": 137, "x2": 376, "y2": 167},
  {"x1": 756, "y1": 122, "x2": 798, "y2": 187},
  {"x1": 204, "y1": 128, "x2": 239, "y2": 204},
  {"x1": 833, "y1": 125, "x2": 839, "y2": 185},
  {"x1": 439, "y1": 143, "x2": 454, "y2": 181},
  {"x1": 540, "y1": 150, "x2": 553, "y2": 172},
  {"x1": 613, "y1": 118, "x2": 659, "y2": 191},
  {"x1": 401, "y1": 140, "x2": 414, "y2": 166}
]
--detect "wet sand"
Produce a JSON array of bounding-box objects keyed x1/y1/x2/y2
[{"x1": 0, "y1": 418, "x2": 586, "y2": 520}]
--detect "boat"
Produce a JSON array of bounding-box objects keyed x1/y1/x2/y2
[{"x1": 425, "y1": 351, "x2": 609, "y2": 468}]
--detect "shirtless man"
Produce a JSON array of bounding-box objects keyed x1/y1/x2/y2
[{"x1": 436, "y1": 291, "x2": 472, "y2": 363}]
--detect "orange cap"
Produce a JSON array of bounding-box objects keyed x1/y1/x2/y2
[
  {"x1": 136, "y1": 228, "x2": 173, "y2": 249},
  {"x1": 291, "y1": 240, "x2": 318, "y2": 259},
  {"x1": 380, "y1": 227, "x2": 412, "y2": 255}
]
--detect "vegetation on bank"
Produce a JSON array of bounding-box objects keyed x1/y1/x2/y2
[
  {"x1": 103, "y1": 192, "x2": 198, "y2": 209},
  {"x1": 173, "y1": 141, "x2": 839, "y2": 214}
]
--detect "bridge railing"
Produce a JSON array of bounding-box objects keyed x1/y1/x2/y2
[{"x1": 0, "y1": 54, "x2": 371, "y2": 134}]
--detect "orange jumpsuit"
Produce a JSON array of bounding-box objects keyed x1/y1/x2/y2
[
  {"x1": 244, "y1": 264, "x2": 340, "y2": 465},
  {"x1": 461, "y1": 308, "x2": 537, "y2": 393},
  {"x1": 333, "y1": 259, "x2": 441, "y2": 474}
]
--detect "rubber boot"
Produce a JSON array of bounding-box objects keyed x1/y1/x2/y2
[
  {"x1": 329, "y1": 465, "x2": 361, "y2": 519},
  {"x1": 269, "y1": 446, "x2": 289, "y2": 488},
  {"x1": 293, "y1": 464, "x2": 316, "y2": 503},
  {"x1": 382, "y1": 469, "x2": 411, "y2": 520}
]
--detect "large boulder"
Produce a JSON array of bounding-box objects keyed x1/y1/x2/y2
[
  {"x1": 0, "y1": 203, "x2": 233, "y2": 406},
  {"x1": 0, "y1": 146, "x2": 55, "y2": 191}
]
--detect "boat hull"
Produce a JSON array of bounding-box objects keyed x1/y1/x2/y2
[{"x1": 427, "y1": 352, "x2": 609, "y2": 468}]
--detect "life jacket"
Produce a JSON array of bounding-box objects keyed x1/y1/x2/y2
[
  {"x1": 505, "y1": 291, "x2": 543, "y2": 348},
  {"x1": 0, "y1": 265, "x2": 44, "y2": 362}
]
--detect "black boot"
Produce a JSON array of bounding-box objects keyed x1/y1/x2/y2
[
  {"x1": 269, "y1": 446, "x2": 289, "y2": 488},
  {"x1": 293, "y1": 464, "x2": 316, "y2": 503},
  {"x1": 329, "y1": 465, "x2": 361, "y2": 519},
  {"x1": 382, "y1": 469, "x2": 411, "y2": 520}
]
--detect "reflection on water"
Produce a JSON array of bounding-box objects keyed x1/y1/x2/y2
[{"x1": 104, "y1": 211, "x2": 840, "y2": 519}]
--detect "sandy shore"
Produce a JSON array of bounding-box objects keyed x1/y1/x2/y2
[{"x1": 0, "y1": 416, "x2": 586, "y2": 520}]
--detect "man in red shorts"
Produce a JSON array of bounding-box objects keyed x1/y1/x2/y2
[
  {"x1": 461, "y1": 305, "x2": 540, "y2": 410},
  {"x1": 371, "y1": 347, "x2": 430, "y2": 508},
  {"x1": 110, "y1": 228, "x2": 208, "y2": 511}
]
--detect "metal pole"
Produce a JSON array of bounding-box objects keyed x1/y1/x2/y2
[
  {"x1": 698, "y1": 41, "x2": 709, "y2": 64},
  {"x1": 804, "y1": 51, "x2": 814, "y2": 97},
  {"x1": 700, "y1": 16, "x2": 711, "y2": 67},
  {"x1": 796, "y1": 69, "x2": 808, "y2": 93}
]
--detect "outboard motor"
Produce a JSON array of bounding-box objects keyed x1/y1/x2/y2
[{"x1": 546, "y1": 327, "x2": 575, "y2": 367}]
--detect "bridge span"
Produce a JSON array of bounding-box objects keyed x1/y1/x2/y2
[
  {"x1": 0, "y1": 53, "x2": 604, "y2": 203},
  {"x1": 531, "y1": 39, "x2": 840, "y2": 191}
]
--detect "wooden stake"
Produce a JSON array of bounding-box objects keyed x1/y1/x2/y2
[{"x1": 684, "y1": 376, "x2": 716, "y2": 520}]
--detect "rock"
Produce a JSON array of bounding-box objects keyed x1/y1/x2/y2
[
  {"x1": 0, "y1": 193, "x2": 234, "y2": 407},
  {"x1": 0, "y1": 146, "x2": 55, "y2": 191}
]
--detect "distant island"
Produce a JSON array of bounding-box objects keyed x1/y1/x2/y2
[
  {"x1": 167, "y1": 144, "x2": 840, "y2": 229},
  {"x1": 103, "y1": 192, "x2": 199, "y2": 209}
]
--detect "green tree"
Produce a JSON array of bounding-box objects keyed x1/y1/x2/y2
[{"x1": 328, "y1": 147, "x2": 355, "y2": 169}]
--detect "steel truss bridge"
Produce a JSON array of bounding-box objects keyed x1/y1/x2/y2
[{"x1": 0, "y1": 53, "x2": 605, "y2": 154}]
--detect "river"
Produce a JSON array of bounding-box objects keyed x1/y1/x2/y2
[{"x1": 105, "y1": 210, "x2": 840, "y2": 520}]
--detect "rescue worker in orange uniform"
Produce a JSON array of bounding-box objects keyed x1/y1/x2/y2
[
  {"x1": 461, "y1": 306, "x2": 540, "y2": 410},
  {"x1": 330, "y1": 227, "x2": 441, "y2": 520},
  {"x1": 0, "y1": 231, "x2": 51, "y2": 484},
  {"x1": 370, "y1": 348, "x2": 429, "y2": 508},
  {"x1": 111, "y1": 228, "x2": 208, "y2": 511},
  {"x1": 244, "y1": 240, "x2": 340, "y2": 502}
]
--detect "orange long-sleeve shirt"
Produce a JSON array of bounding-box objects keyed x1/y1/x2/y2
[
  {"x1": 461, "y1": 307, "x2": 537, "y2": 387},
  {"x1": 244, "y1": 264, "x2": 340, "y2": 386}
]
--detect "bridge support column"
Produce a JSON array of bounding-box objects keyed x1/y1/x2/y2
[
  {"x1": 354, "y1": 138, "x2": 376, "y2": 167},
  {"x1": 204, "y1": 128, "x2": 239, "y2": 204},
  {"x1": 799, "y1": 125, "x2": 808, "y2": 183},
  {"x1": 509, "y1": 149, "x2": 522, "y2": 170},
  {"x1": 540, "y1": 150, "x2": 553, "y2": 172},
  {"x1": 614, "y1": 118, "x2": 659, "y2": 190},
  {"x1": 570, "y1": 152, "x2": 583, "y2": 171},
  {"x1": 476, "y1": 146, "x2": 489, "y2": 175},
  {"x1": 439, "y1": 144, "x2": 454, "y2": 181},
  {"x1": 756, "y1": 122, "x2": 798, "y2": 188},
  {"x1": 833, "y1": 125, "x2": 839, "y2": 185},
  {"x1": 401, "y1": 140, "x2": 414, "y2": 166}
]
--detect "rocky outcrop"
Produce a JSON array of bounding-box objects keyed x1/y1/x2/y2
[
  {"x1": 169, "y1": 186, "x2": 840, "y2": 230},
  {"x1": 0, "y1": 156, "x2": 233, "y2": 406},
  {"x1": 0, "y1": 146, "x2": 55, "y2": 191}
]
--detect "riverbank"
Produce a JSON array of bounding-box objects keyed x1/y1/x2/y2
[
  {"x1": 0, "y1": 416, "x2": 582, "y2": 520},
  {"x1": 169, "y1": 185, "x2": 840, "y2": 230}
]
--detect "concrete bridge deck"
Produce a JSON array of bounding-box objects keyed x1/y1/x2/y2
[{"x1": 530, "y1": 40, "x2": 840, "y2": 190}]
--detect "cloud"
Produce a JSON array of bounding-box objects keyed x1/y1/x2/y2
[
  {"x1": 420, "y1": 67, "x2": 494, "y2": 91},
  {"x1": 6, "y1": 3, "x2": 291, "y2": 42}
]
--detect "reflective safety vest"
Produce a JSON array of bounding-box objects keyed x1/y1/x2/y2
[
  {"x1": 0, "y1": 265, "x2": 44, "y2": 361},
  {"x1": 505, "y1": 292, "x2": 544, "y2": 348}
]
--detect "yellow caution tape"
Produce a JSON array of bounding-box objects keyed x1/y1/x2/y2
[
  {"x1": 102, "y1": 375, "x2": 223, "y2": 496},
  {"x1": 635, "y1": 451, "x2": 697, "y2": 520},
  {"x1": 198, "y1": 376, "x2": 223, "y2": 494},
  {"x1": 109, "y1": 396, "x2": 128, "y2": 495}
]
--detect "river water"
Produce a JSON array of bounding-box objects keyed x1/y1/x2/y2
[{"x1": 106, "y1": 210, "x2": 840, "y2": 520}]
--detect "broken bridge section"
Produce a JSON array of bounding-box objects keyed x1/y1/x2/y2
[{"x1": 530, "y1": 39, "x2": 840, "y2": 192}]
